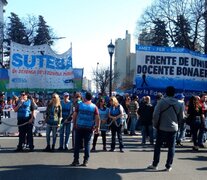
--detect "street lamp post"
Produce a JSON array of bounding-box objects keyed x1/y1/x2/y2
[{"x1": 107, "y1": 40, "x2": 115, "y2": 97}]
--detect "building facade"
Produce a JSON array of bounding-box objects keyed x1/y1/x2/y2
[
  {"x1": 114, "y1": 30, "x2": 136, "y2": 91},
  {"x1": 0, "y1": 0, "x2": 7, "y2": 65},
  {"x1": 138, "y1": 28, "x2": 154, "y2": 46},
  {"x1": 82, "y1": 76, "x2": 92, "y2": 92}
]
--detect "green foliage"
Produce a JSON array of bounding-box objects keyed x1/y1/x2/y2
[
  {"x1": 33, "y1": 15, "x2": 53, "y2": 46},
  {"x1": 173, "y1": 15, "x2": 193, "y2": 49},
  {"x1": 152, "y1": 19, "x2": 169, "y2": 47},
  {"x1": 3, "y1": 13, "x2": 54, "y2": 58},
  {"x1": 6, "y1": 13, "x2": 30, "y2": 45},
  {"x1": 4, "y1": 13, "x2": 30, "y2": 57}
]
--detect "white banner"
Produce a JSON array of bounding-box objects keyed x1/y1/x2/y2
[
  {"x1": 9, "y1": 41, "x2": 74, "y2": 89},
  {"x1": 135, "y1": 45, "x2": 207, "y2": 91},
  {"x1": 0, "y1": 108, "x2": 46, "y2": 134}
]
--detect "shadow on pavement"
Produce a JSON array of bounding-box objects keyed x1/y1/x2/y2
[
  {"x1": 0, "y1": 164, "x2": 153, "y2": 180},
  {"x1": 0, "y1": 148, "x2": 74, "y2": 154},
  {"x1": 179, "y1": 155, "x2": 207, "y2": 171},
  {"x1": 196, "y1": 167, "x2": 207, "y2": 171},
  {"x1": 178, "y1": 155, "x2": 207, "y2": 162}
]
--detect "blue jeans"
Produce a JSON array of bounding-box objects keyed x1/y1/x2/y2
[
  {"x1": 59, "y1": 122, "x2": 72, "y2": 148},
  {"x1": 110, "y1": 123, "x2": 124, "y2": 150},
  {"x1": 74, "y1": 128, "x2": 93, "y2": 161},
  {"x1": 129, "y1": 116, "x2": 137, "y2": 134},
  {"x1": 141, "y1": 125, "x2": 154, "y2": 144},
  {"x1": 152, "y1": 130, "x2": 177, "y2": 169},
  {"x1": 176, "y1": 121, "x2": 187, "y2": 142},
  {"x1": 202, "y1": 119, "x2": 207, "y2": 143},
  {"x1": 190, "y1": 119, "x2": 204, "y2": 146},
  {"x1": 46, "y1": 125, "x2": 58, "y2": 146}
]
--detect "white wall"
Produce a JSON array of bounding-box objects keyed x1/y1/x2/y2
[{"x1": 114, "y1": 30, "x2": 133, "y2": 88}]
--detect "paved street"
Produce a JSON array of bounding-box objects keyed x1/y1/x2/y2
[{"x1": 0, "y1": 134, "x2": 207, "y2": 180}]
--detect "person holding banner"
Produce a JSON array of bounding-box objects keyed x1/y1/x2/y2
[
  {"x1": 70, "y1": 92, "x2": 100, "y2": 167},
  {"x1": 108, "y1": 96, "x2": 124, "y2": 153},
  {"x1": 13, "y1": 91, "x2": 35, "y2": 152},
  {"x1": 91, "y1": 97, "x2": 109, "y2": 152},
  {"x1": 58, "y1": 92, "x2": 72, "y2": 151},
  {"x1": 43, "y1": 93, "x2": 62, "y2": 152}
]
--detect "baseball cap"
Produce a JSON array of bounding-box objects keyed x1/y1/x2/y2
[
  {"x1": 176, "y1": 93, "x2": 185, "y2": 100},
  {"x1": 63, "y1": 92, "x2": 69, "y2": 96},
  {"x1": 35, "y1": 94, "x2": 39, "y2": 99}
]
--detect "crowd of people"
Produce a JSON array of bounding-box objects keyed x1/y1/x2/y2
[{"x1": 0, "y1": 87, "x2": 207, "y2": 170}]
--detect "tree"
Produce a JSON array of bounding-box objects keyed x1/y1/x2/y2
[
  {"x1": 136, "y1": 0, "x2": 205, "y2": 52},
  {"x1": 5, "y1": 12, "x2": 29, "y2": 45},
  {"x1": 33, "y1": 15, "x2": 54, "y2": 46},
  {"x1": 92, "y1": 66, "x2": 119, "y2": 94},
  {"x1": 23, "y1": 15, "x2": 39, "y2": 45},
  {"x1": 173, "y1": 15, "x2": 193, "y2": 49},
  {"x1": 4, "y1": 12, "x2": 30, "y2": 57},
  {"x1": 152, "y1": 19, "x2": 169, "y2": 46}
]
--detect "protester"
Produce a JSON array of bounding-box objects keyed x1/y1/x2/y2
[
  {"x1": 121, "y1": 94, "x2": 131, "y2": 135},
  {"x1": 34, "y1": 95, "x2": 44, "y2": 107},
  {"x1": 198, "y1": 93, "x2": 207, "y2": 147},
  {"x1": 13, "y1": 91, "x2": 35, "y2": 152},
  {"x1": 91, "y1": 97, "x2": 109, "y2": 151},
  {"x1": 138, "y1": 96, "x2": 154, "y2": 145},
  {"x1": 148, "y1": 86, "x2": 183, "y2": 172},
  {"x1": 58, "y1": 92, "x2": 72, "y2": 151},
  {"x1": 43, "y1": 93, "x2": 62, "y2": 152},
  {"x1": 187, "y1": 95, "x2": 205, "y2": 151},
  {"x1": 70, "y1": 92, "x2": 100, "y2": 166},
  {"x1": 108, "y1": 96, "x2": 124, "y2": 152},
  {"x1": 33, "y1": 95, "x2": 43, "y2": 137},
  {"x1": 70, "y1": 92, "x2": 83, "y2": 151},
  {"x1": 12, "y1": 95, "x2": 19, "y2": 108},
  {"x1": 175, "y1": 93, "x2": 187, "y2": 146},
  {"x1": 128, "y1": 95, "x2": 139, "y2": 136}
]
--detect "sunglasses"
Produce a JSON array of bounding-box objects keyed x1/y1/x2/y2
[{"x1": 21, "y1": 94, "x2": 26, "y2": 96}]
